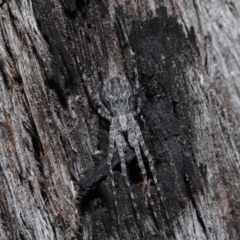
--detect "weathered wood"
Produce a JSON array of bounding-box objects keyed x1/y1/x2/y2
[{"x1": 0, "y1": 0, "x2": 240, "y2": 239}]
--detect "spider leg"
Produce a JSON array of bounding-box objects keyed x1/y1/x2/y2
[
  {"x1": 107, "y1": 126, "x2": 119, "y2": 218},
  {"x1": 134, "y1": 143, "x2": 158, "y2": 219},
  {"x1": 128, "y1": 118, "x2": 157, "y2": 219},
  {"x1": 139, "y1": 133, "x2": 161, "y2": 191},
  {"x1": 97, "y1": 106, "x2": 112, "y2": 121},
  {"x1": 137, "y1": 129, "x2": 172, "y2": 223},
  {"x1": 115, "y1": 14, "x2": 141, "y2": 116},
  {"x1": 115, "y1": 131, "x2": 140, "y2": 220},
  {"x1": 82, "y1": 70, "x2": 112, "y2": 121},
  {"x1": 132, "y1": 63, "x2": 142, "y2": 115},
  {"x1": 133, "y1": 124, "x2": 173, "y2": 230},
  {"x1": 133, "y1": 119, "x2": 162, "y2": 195}
]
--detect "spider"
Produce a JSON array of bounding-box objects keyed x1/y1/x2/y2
[{"x1": 82, "y1": 65, "x2": 161, "y2": 220}]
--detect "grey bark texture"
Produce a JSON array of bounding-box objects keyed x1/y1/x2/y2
[{"x1": 0, "y1": 0, "x2": 239, "y2": 239}]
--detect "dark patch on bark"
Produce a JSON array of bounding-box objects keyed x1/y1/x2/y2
[
  {"x1": 76, "y1": 148, "x2": 135, "y2": 199},
  {"x1": 78, "y1": 8, "x2": 199, "y2": 236},
  {"x1": 32, "y1": 0, "x2": 78, "y2": 108},
  {"x1": 22, "y1": 111, "x2": 44, "y2": 174},
  {"x1": 0, "y1": 59, "x2": 10, "y2": 89},
  {"x1": 115, "y1": 5, "x2": 202, "y2": 230},
  {"x1": 0, "y1": 1, "x2": 5, "y2": 7},
  {"x1": 31, "y1": 0, "x2": 203, "y2": 237},
  {"x1": 60, "y1": 0, "x2": 77, "y2": 17},
  {"x1": 39, "y1": 181, "x2": 49, "y2": 204},
  {"x1": 76, "y1": 5, "x2": 202, "y2": 238},
  {"x1": 79, "y1": 181, "x2": 120, "y2": 239}
]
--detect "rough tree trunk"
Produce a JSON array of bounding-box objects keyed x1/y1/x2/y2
[{"x1": 0, "y1": 0, "x2": 239, "y2": 239}]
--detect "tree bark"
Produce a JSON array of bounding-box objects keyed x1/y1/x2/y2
[{"x1": 0, "y1": 0, "x2": 240, "y2": 239}]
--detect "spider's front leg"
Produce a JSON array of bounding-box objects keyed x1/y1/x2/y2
[
  {"x1": 82, "y1": 70, "x2": 118, "y2": 214},
  {"x1": 82, "y1": 70, "x2": 112, "y2": 121}
]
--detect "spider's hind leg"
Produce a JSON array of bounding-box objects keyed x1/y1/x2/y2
[
  {"x1": 135, "y1": 122, "x2": 169, "y2": 220},
  {"x1": 136, "y1": 124, "x2": 162, "y2": 193},
  {"x1": 115, "y1": 132, "x2": 140, "y2": 220},
  {"x1": 135, "y1": 144, "x2": 158, "y2": 219},
  {"x1": 107, "y1": 127, "x2": 119, "y2": 222},
  {"x1": 128, "y1": 119, "x2": 158, "y2": 219}
]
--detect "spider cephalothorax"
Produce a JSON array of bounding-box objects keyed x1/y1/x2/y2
[
  {"x1": 82, "y1": 67, "x2": 160, "y2": 220},
  {"x1": 103, "y1": 75, "x2": 131, "y2": 117}
]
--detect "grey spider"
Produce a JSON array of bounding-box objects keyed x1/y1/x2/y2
[{"x1": 82, "y1": 66, "x2": 161, "y2": 220}]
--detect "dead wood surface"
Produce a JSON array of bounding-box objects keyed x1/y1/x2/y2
[{"x1": 0, "y1": 0, "x2": 240, "y2": 239}]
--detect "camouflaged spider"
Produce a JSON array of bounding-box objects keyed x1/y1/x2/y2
[{"x1": 82, "y1": 65, "x2": 160, "y2": 219}]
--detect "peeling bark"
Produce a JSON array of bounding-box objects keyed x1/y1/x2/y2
[{"x1": 0, "y1": 0, "x2": 240, "y2": 239}]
